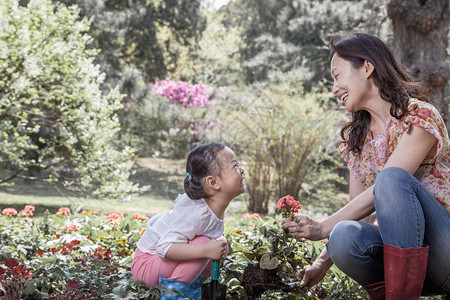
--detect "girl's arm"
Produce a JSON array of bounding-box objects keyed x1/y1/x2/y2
[{"x1": 165, "y1": 238, "x2": 227, "y2": 261}]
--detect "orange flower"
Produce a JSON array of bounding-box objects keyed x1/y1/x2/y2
[
  {"x1": 20, "y1": 205, "x2": 35, "y2": 217},
  {"x1": 2, "y1": 208, "x2": 18, "y2": 216},
  {"x1": 132, "y1": 213, "x2": 149, "y2": 221},
  {"x1": 139, "y1": 228, "x2": 146, "y2": 235},
  {"x1": 56, "y1": 207, "x2": 71, "y2": 216}
]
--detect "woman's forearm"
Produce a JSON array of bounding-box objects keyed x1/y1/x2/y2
[
  {"x1": 314, "y1": 247, "x2": 334, "y2": 271},
  {"x1": 320, "y1": 186, "x2": 375, "y2": 237}
]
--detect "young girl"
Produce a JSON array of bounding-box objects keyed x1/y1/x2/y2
[{"x1": 131, "y1": 142, "x2": 245, "y2": 288}]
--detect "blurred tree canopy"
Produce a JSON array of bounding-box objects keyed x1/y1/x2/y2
[
  {"x1": 224, "y1": 0, "x2": 389, "y2": 89},
  {"x1": 0, "y1": 0, "x2": 142, "y2": 200},
  {"x1": 53, "y1": 0, "x2": 206, "y2": 98}
]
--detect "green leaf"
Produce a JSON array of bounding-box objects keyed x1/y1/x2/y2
[{"x1": 259, "y1": 253, "x2": 279, "y2": 270}]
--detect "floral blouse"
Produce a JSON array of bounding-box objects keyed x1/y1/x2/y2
[{"x1": 340, "y1": 98, "x2": 450, "y2": 212}]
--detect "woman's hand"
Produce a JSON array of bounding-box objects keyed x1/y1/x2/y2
[
  {"x1": 281, "y1": 215, "x2": 325, "y2": 241},
  {"x1": 296, "y1": 261, "x2": 330, "y2": 293},
  {"x1": 203, "y1": 239, "x2": 228, "y2": 260}
]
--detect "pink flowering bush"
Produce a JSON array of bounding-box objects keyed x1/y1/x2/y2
[{"x1": 153, "y1": 78, "x2": 214, "y2": 108}]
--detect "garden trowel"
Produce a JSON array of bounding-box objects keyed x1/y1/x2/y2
[{"x1": 201, "y1": 260, "x2": 227, "y2": 300}]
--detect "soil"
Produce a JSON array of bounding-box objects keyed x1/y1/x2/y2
[{"x1": 240, "y1": 263, "x2": 291, "y2": 299}]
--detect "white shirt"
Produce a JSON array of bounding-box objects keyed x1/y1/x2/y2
[{"x1": 137, "y1": 193, "x2": 224, "y2": 258}]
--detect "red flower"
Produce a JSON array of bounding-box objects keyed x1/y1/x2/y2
[
  {"x1": 276, "y1": 195, "x2": 302, "y2": 217},
  {"x1": 66, "y1": 279, "x2": 79, "y2": 290},
  {"x1": 66, "y1": 240, "x2": 81, "y2": 249}
]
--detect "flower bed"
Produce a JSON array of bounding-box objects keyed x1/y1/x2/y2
[
  {"x1": 0, "y1": 206, "x2": 158, "y2": 299},
  {"x1": 0, "y1": 205, "x2": 366, "y2": 299}
]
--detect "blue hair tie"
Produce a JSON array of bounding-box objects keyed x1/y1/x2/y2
[{"x1": 186, "y1": 173, "x2": 192, "y2": 180}]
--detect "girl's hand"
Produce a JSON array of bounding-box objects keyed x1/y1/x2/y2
[
  {"x1": 204, "y1": 239, "x2": 228, "y2": 260},
  {"x1": 281, "y1": 215, "x2": 324, "y2": 241}
]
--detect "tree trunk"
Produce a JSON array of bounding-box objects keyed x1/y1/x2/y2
[{"x1": 387, "y1": 0, "x2": 450, "y2": 129}]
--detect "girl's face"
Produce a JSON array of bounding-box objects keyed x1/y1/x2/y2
[
  {"x1": 330, "y1": 54, "x2": 371, "y2": 112},
  {"x1": 217, "y1": 147, "x2": 245, "y2": 198}
]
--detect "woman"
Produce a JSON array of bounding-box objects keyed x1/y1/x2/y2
[{"x1": 282, "y1": 33, "x2": 449, "y2": 299}]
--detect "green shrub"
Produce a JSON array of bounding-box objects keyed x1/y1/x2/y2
[
  {"x1": 0, "y1": 0, "x2": 142, "y2": 200},
  {"x1": 215, "y1": 71, "x2": 346, "y2": 213}
]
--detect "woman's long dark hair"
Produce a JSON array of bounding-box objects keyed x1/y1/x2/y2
[{"x1": 330, "y1": 33, "x2": 430, "y2": 154}]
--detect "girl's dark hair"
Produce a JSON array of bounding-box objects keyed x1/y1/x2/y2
[
  {"x1": 329, "y1": 33, "x2": 430, "y2": 154},
  {"x1": 184, "y1": 142, "x2": 226, "y2": 200}
]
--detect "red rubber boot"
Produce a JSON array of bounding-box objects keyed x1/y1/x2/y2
[
  {"x1": 362, "y1": 281, "x2": 385, "y2": 300},
  {"x1": 384, "y1": 243, "x2": 429, "y2": 300}
]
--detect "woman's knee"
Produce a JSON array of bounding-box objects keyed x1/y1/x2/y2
[
  {"x1": 327, "y1": 221, "x2": 384, "y2": 283},
  {"x1": 374, "y1": 167, "x2": 409, "y2": 194},
  {"x1": 327, "y1": 221, "x2": 362, "y2": 262}
]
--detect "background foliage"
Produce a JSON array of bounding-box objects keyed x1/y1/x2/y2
[{"x1": 0, "y1": 0, "x2": 142, "y2": 200}]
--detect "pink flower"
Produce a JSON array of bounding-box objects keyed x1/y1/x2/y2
[
  {"x1": 105, "y1": 211, "x2": 124, "y2": 226},
  {"x1": 2, "y1": 208, "x2": 18, "y2": 216},
  {"x1": 63, "y1": 221, "x2": 79, "y2": 231},
  {"x1": 218, "y1": 86, "x2": 228, "y2": 93},
  {"x1": 56, "y1": 207, "x2": 71, "y2": 216},
  {"x1": 19, "y1": 205, "x2": 35, "y2": 217},
  {"x1": 276, "y1": 195, "x2": 302, "y2": 218},
  {"x1": 132, "y1": 213, "x2": 149, "y2": 221},
  {"x1": 242, "y1": 212, "x2": 262, "y2": 221},
  {"x1": 153, "y1": 78, "x2": 214, "y2": 109}
]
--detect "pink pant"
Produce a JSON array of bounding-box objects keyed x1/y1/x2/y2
[{"x1": 131, "y1": 236, "x2": 228, "y2": 287}]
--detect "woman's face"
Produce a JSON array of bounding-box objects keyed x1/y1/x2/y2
[{"x1": 330, "y1": 53, "x2": 371, "y2": 112}]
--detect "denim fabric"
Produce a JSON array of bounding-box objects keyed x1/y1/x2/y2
[{"x1": 327, "y1": 167, "x2": 450, "y2": 295}]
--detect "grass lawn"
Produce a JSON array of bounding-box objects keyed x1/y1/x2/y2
[{"x1": 0, "y1": 157, "x2": 192, "y2": 217}]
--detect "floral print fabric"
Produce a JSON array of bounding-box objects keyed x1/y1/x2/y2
[{"x1": 340, "y1": 98, "x2": 450, "y2": 212}]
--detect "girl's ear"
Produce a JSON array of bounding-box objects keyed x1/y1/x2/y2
[
  {"x1": 204, "y1": 175, "x2": 220, "y2": 191},
  {"x1": 364, "y1": 60, "x2": 375, "y2": 78}
]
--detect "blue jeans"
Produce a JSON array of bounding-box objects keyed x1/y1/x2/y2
[{"x1": 327, "y1": 167, "x2": 450, "y2": 295}]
